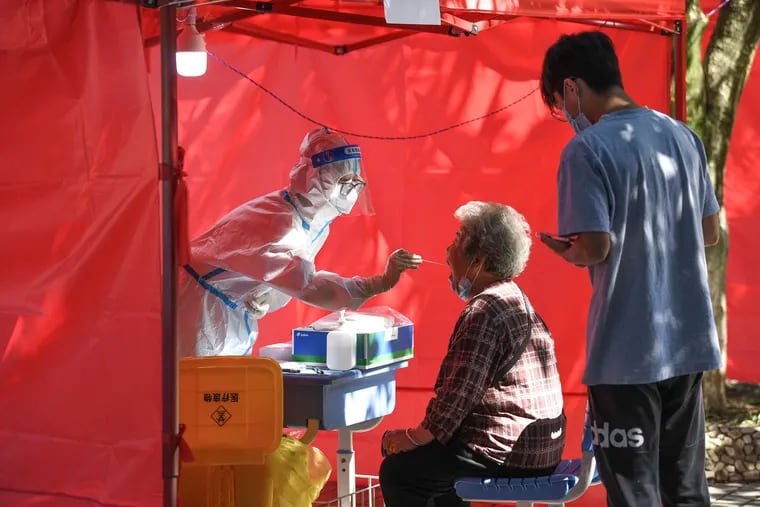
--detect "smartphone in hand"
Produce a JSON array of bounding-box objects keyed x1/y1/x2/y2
[{"x1": 537, "y1": 232, "x2": 574, "y2": 246}]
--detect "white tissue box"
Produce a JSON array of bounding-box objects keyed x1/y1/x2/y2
[{"x1": 258, "y1": 342, "x2": 293, "y2": 362}]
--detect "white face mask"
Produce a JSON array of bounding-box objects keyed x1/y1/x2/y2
[{"x1": 328, "y1": 185, "x2": 360, "y2": 214}]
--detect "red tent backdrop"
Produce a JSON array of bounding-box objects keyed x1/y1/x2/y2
[
  {"x1": 725, "y1": 55, "x2": 760, "y2": 383},
  {"x1": 154, "y1": 24, "x2": 671, "y2": 390},
  {"x1": 0, "y1": 0, "x2": 756, "y2": 506}
]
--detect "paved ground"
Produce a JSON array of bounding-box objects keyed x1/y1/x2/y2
[
  {"x1": 710, "y1": 482, "x2": 760, "y2": 506},
  {"x1": 314, "y1": 479, "x2": 760, "y2": 505}
]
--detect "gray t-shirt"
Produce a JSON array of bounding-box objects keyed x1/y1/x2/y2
[{"x1": 557, "y1": 107, "x2": 721, "y2": 385}]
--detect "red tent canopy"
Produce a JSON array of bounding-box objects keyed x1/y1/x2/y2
[{"x1": 142, "y1": 0, "x2": 686, "y2": 55}]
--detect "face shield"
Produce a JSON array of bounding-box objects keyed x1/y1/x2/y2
[{"x1": 310, "y1": 144, "x2": 374, "y2": 217}]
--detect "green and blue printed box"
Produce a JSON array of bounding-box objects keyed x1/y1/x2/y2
[{"x1": 291, "y1": 307, "x2": 414, "y2": 369}]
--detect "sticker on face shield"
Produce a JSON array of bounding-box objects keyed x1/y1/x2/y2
[{"x1": 311, "y1": 145, "x2": 362, "y2": 168}]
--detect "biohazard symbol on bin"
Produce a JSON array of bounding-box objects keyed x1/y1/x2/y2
[{"x1": 211, "y1": 405, "x2": 231, "y2": 427}]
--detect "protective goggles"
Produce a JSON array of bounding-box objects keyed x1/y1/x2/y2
[{"x1": 337, "y1": 177, "x2": 366, "y2": 196}]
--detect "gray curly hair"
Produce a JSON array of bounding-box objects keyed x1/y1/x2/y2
[{"x1": 454, "y1": 201, "x2": 532, "y2": 280}]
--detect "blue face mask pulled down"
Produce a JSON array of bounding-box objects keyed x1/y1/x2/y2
[
  {"x1": 456, "y1": 261, "x2": 483, "y2": 301},
  {"x1": 562, "y1": 106, "x2": 592, "y2": 134},
  {"x1": 562, "y1": 83, "x2": 592, "y2": 134}
]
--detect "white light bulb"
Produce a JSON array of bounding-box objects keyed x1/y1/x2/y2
[
  {"x1": 176, "y1": 51, "x2": 207, "y2": 77},
  {"x1": 176, "y1": 9, "x2": 207, "y2": 77}
]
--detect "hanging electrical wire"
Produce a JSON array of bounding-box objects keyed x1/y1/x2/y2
[{"x1": 207, "y1": 49, "x2": 539, "y2": 141}]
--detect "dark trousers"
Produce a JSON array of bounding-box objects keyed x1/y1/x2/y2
[
  {"x1": 379, "y1": 440, "x2": 555, "y2": 507},
  {"x1": 588, "y1": 372, "x2": 711, "y2": 507}
]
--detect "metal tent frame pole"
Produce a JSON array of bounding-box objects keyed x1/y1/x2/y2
[
  {"x1": 674, "y1": 19, "x2": 687, "y2": 122},
  {"x1": 159, "y1": 4, "x2": 180, "y2": 507}
]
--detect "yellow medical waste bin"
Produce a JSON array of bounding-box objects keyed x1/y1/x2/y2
[{"x1": 178, "y1": 356, "x2": 283, "y2": 507}]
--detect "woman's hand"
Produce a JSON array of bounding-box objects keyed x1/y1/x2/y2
[
  {"x1": 381, "y1": 249, "x2": 422, "y2": 290},
  {"x1": 381, "y1": 429, "x2": 418, "y2": 456}
]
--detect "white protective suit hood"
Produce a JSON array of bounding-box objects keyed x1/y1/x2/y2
[{"x1": 286, "y1": 128, "x2": 371, "y2": 231}]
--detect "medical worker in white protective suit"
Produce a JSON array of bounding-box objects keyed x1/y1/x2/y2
[{"x1": 178, "y1": 128, "x2": 422, "y2": 357}]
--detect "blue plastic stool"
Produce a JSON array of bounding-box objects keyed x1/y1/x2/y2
[{"x1": 455, "y1": 403, "x2": 600, "y2": 507}]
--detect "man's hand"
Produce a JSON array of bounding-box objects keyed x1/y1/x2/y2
[
  {"x1": 538, "y1": 232, "x2": 573, "y2": 254},
  {"x1": 539, "y1": 231, "x2": 610, "y2": 266}
]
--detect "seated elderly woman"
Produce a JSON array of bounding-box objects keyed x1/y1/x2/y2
[{"x1": 379, "y1": 201, "x2": 566, "y2": 507}]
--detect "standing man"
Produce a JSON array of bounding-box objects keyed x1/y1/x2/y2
[{"x1": 538, "y1": 31, "x2": 721, "y2": 507}]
